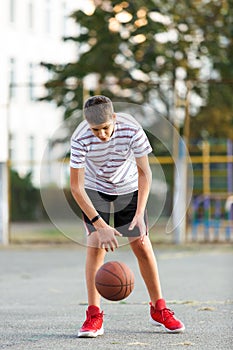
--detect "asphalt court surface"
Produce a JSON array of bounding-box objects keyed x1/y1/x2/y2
[{"x1": 0, "y1": 244, "x2": 232, "y2": 349}]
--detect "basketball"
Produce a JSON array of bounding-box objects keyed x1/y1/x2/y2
[{"x1": 95, "y1": 261, "x2": 134, "y2": 301}]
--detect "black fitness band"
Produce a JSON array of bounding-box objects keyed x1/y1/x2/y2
[{"x1": 90, "y1": 214, "x2": 101, "y2": 224}]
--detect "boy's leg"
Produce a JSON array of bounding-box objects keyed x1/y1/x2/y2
[
  {"x1": 78, "y1": 233, "x2": 106, "y2": 338},
  {"x1": 78, "y1": 190, "x2": 112, "y2": 337},
  {"x1": 129, "y1": 235, "x2": 185, "y2": 333},
  {"x1": 86, "y1": 232, "x2": 106, "y2": 307},
  {"x1": 129, "y1": 235, "x2": 162, "y2": 304}
]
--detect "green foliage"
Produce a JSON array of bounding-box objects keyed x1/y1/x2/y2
[
  {"x1": 41, "y1": 0, "x2": 233, "y2": 137},
  {"x1": 10, "y1": 169, "x2": 42, "y2": 221},
  {"x1": 190, "y1": 83, "x2": 233, "y2": 140},
  {"x1": 188, "y1": 0, "x2": 233, "y2": 141}
]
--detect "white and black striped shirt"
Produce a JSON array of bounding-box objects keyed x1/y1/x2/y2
[{"x1": 70, "y1": 113, "x2": 152, "y2": 195}]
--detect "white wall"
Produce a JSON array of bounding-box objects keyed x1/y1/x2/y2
[{"x1": 0, "y1": 0, "x2": 79, "y2": 186}]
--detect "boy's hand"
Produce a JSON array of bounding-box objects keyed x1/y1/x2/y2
[
  {"x1": 96, "y1": 225, "x2": 122, "y2": 252},
  {"x1": 129, "y1": 214, "x2": 147, "y2": 244}
]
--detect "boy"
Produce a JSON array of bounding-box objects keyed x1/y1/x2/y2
[{"x1": 70, "y1": 95, "x2": 185, "y2": 337}]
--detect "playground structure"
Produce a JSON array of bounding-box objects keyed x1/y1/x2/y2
[
  {"x1": 190, "y1": 139, "x2": 233, "y2": 242},
  {"x1": 192, "y1": 193, "x2": 233, "y2": 242}
]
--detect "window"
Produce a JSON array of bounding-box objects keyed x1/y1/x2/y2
[
  {"x1": 28, "y1": 135, "x2": 35, "y2": 171},
  {"x1": 28, "y1": 1, "x2": 34, "y2": 29},
  {"x1": 28, "y1": 63, "x2": 34, "y2": 100},
  {"x1": 9, "y1": 133, "x2": 16, "y2": 161},
  {"x1": 47, "y1": 138, "x2": 53, "y2": 181},
  {"x1": 9, "y1": 58, "x2": 16, "y2": 99},
  {"x1": 45, "y1": 0, "x2": 51, "y2": 33},
  {"x1": 62, "y1": 2, "x2": 67, "y2": 36},
  {"x1": 9, "y1": 0, "x2": 16, "y2": 23}
]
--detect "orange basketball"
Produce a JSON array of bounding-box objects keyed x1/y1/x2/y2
[{"x1": 95, "y1": 261, "x2": 134, "y2": 301}]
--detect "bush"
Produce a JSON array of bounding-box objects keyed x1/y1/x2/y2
[{"x1": 10, "y1": 169, "x2": 42, "y2": 221}]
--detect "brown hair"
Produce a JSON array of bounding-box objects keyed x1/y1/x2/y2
[{"x1": 83, "y1": 95, "x2": 114, "y2": 125}]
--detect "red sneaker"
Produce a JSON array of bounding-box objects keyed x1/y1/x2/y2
[
  {"x1": 78, "y1": 305, "x2": 104, "y2": 338},
  {"x1": 150, "y1": 299, "x2": 185, "y2": 333}
]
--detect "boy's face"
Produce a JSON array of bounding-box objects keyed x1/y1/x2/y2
[{"x1": 89, "y1": 115, "x2": 116, "y2": 142}]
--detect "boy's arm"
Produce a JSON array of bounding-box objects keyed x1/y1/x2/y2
[
  {"x1": 70, "y1": 167, "x2": 100, "y2": 221},
  {"x1": 70, "y1": 167, "x2": 121, "y2": 250},
  {"x1": 129, "y1": 155, "x2": 152, "y2": 236}
]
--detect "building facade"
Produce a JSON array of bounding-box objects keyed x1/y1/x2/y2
[{"x1": 0, "y1": 0, "x2": 79, "y2": 186}]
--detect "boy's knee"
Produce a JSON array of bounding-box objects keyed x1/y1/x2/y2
[{"x1": 130, "y1": 237, "x2": 151, "y2": 257}]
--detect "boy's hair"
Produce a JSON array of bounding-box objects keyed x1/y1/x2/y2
[{"x1": 83, "y1": 95, "x2": 114, "y2": 125}]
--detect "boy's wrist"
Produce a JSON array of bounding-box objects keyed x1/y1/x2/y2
[
  {"x1": 90, "y1": 214, "x2": 101, "y2": 224},
  {"x1": 135, "y1": 211, "x2": 145, "y2": 217},
  {"x1": 93, "y1": 218, "x2": 108, "y2": 229}
]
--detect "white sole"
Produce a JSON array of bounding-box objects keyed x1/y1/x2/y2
[
  {"x1": 150, "y1": 316, "x2": 185, "y2": 333},
  {"x1": 78, "y1": 326, "x2": 104, "y2": 338}
]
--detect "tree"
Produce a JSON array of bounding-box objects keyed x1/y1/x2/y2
[
  {"x1": 41, "y1": 0, "x2": 233, "y2": 140},
  {"x1": 10, "y1": 170, "x2": 41, "y2": 221},
  {"x1": 190, "y1": 82, "x2": 233, "y2": 140},
  {"x1": 189, "y1": 0, "x2": 233, "y2": 140}
]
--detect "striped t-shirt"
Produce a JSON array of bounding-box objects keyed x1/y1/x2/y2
[{"x1": 70, "y1": 113, "x2": 152, "y2": 195}]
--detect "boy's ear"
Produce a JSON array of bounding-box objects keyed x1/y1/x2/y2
[{"x1": 112, "y1": 113, "x2": 116, "y2": 121}]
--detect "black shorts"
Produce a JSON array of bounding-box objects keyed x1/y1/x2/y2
[{"x1": 82, "y1": 189, "x2": 148, "y2": 237}]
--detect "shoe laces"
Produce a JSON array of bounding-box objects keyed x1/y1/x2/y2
[
  {"x1": 83, "y1": 311, "x2": 103, "y2": 329},
  {"x1": 160, "y1": 308, "x2": 175, "y2": 322}
]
